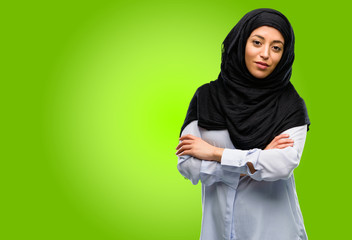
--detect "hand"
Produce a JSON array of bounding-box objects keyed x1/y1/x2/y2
[
  {"x1": 264, "y1": 134, "x2": 294, "y2": 150},
  {"x1": 176, "y1": 134, "x2": 223, "y2": 162}
]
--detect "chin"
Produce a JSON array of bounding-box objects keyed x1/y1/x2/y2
[{"x1": 252, "y1": 72, "x2": 269, "y2": 79}]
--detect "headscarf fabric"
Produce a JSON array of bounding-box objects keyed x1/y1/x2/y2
[{"x1": 180, "y1": 8, "x2": 310, "y2": 150}]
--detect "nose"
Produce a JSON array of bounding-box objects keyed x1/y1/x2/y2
[{"x1": 260, "y1": 45, "x2": 270, "y2": 60}]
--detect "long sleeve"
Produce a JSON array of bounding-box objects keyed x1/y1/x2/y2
[
  {"x1": 177, "y1": 120, "x2": 245, "y2": 187},
  {"x1": 221, "y1": 125, "x2": 308, "y2": 181},
  {"x1": 177, "y1": 121, "x2": 202, "y2": 185}
]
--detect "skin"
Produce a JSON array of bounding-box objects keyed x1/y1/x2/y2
[
  {"x1": 176, "y1": 26, "x2": 292, "y2": 174},
  {"x1": 245, "y1": 26, "x2": 284, "y2": 79}
]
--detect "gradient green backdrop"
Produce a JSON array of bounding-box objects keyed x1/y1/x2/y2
[{"x1": 3, "y1": 0, "x2": 350, "y2": 239}]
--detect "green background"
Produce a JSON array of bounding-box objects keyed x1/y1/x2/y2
[{"x1": 3, "y1": 0, "x2": 350, "y2": 239}]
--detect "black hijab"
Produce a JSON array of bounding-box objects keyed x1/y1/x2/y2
[{"x1": 180, "y1": 8, "x2": 310, "y2": 150}]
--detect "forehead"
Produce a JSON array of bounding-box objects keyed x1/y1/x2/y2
[{"x1": 250, "y1": 26, "x2": 284, "y2": 43}]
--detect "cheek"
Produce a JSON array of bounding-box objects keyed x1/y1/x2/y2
[
  {"x1": 245, "y1": 46, "x2": 255, "y2": 60},
  {"x1": 272, "y1": 53, "x2": 283, "y2": 67},
  {"x1": 245, "y1": 45, "x2": 255, "y2": 66}
]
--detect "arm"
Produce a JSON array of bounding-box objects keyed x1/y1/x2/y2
[
  {"x1": 176, "y1": 121, "x2": 245, "y2": 187},
  {"x1": 176, "y1": 121, "x2": 202, "y2": 185},
  {"x1": 221, "y1": 125, "x2": 308, "y2": 181}
]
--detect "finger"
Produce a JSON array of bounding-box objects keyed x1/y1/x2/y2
[
  {"x1": 177, "y1": 149, "x2": 192, "y2": 156},
  {"x1": 277, "y1": 138, "x2": 294, "y2": 144},
  {"x1": 179, "y1": 134, "x2": 197, "y2": 141},
  {"x1": 176, "y1": 145, "x2": 192, "y2": 155},
  {"x1": 266, "y1": 134, "x2": 290, "y2": 150},
  {"x1": 176, "y1": 140, "x2": 193, "y2": 150},
  {"x1": 274, "y1": 134, "x2": 290, "y2": 140},
  {"x1": 276, "y1": 143, "x2": 294, "y2": 149},
  {"x1": 271, "y1": 135, "x2": 291, "y2": 146}
]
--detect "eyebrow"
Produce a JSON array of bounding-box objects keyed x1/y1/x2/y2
[{"x1": 252, "y1": 34, "x2": 284, "y2": 45}]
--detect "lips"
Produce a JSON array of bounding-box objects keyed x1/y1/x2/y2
[
  {"x1": 255, "y1": 61, "x2": 269, "y2": 66},
  {"x1": 255, "y1": 61, "x2": 269, "y2": 69}
]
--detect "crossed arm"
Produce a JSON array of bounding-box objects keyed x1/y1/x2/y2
[
  {"x1": 176, "y1": 120, "x2": 307, "y2": 183},
  {"x1": 176, "y1": 131, "x2": 294, "y2": 174}
]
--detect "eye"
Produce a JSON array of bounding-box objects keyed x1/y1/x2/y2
[
  {"x1": 252, "y1": 40, "x2": 261, "y2": 46},
  {"x1": 272, "y1": 46, "x2": 282, "y2": 52}
]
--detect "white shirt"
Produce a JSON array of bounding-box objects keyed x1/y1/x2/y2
[{"x1": 177, "y1": 120, "x2": 308, "y2": 240}]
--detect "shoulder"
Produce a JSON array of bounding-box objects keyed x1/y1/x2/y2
[
  {"x1": 181, "y1": 120, "x2": 200, "y2": 137},
  {"x1": 279, "y1": 125, "x2": 308, "y2": 145},
  {"x1": 195, "y1": 83, "x2": 210, "y2": 94}
]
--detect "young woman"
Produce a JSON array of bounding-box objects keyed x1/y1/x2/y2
[{"x1": 176, "y1": 8, "x2": 310, "y2": 240}]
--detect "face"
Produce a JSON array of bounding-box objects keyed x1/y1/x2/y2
[{"x1": 245, "y1": 26, "x2": 284, "y2": 79}]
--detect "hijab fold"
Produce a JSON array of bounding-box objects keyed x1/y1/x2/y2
[{"x1": 180, "y1": 8, "x2": 310, "y2": 150}]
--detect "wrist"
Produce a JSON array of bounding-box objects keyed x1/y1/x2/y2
[{"x1": 213, "y1": 147, "x2": 224, "y2": 163}]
